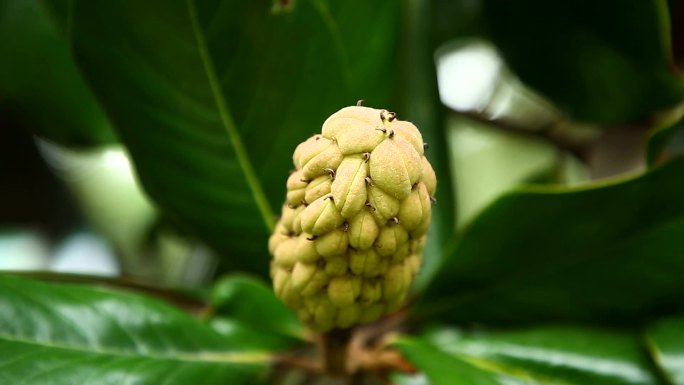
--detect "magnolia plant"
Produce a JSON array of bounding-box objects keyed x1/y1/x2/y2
[{"x1": 2, "y1": 1, "x2": 684, "y2": 385}]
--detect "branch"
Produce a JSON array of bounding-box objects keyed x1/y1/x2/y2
[
  {"x1": 271, "y1": 354, "x2": 322, "y2": 373},
  {"x1": 448, "y1": 108, "x2": 598, "y2": 161}
]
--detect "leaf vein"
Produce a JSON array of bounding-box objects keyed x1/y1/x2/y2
[
  {"x1": 0, "y1": 335, "x2": 269, "y2": 364},
  {"x1": 185, "y1": 0, "x2": 275, "y2": 232}
]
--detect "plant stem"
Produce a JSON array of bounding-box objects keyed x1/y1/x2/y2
[
  {"x1": 321, "y1": 328, "x2": 353, "y2": 376},
  {"x1": 272, "y1": 354, "x2": 321, "y2": 373}
]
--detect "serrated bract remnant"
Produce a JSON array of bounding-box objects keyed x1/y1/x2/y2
[{"x1": 269, "y1": 105, "x2": 436, "y2": 331}]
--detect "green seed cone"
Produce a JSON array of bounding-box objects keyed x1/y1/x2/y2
[{"x1": 269, "y1": 105, "x2": 436, "y2": 331}]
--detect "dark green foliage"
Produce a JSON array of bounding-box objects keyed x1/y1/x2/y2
[
  {"x1": 481, "y1": 0, "x2": 684, "y2": 124},
  {"x1": 3, "y1": 0, "x2": 684, "y2": 383}
]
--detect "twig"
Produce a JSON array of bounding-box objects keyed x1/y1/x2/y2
[
  {"x1": 448, "y1": 108, "x2": 595, "y2": 161},
  {"x1": 272, "y1": 354, "x2": 322, "y2": 373}
]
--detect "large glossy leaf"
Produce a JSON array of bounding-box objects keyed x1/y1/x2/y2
[
  {"x1": 420, "y1": 157, "x2": 684, "y2": 325},
  {"x1": 645, "y1": 314, "x2": 684, "y2": 384},
  {"x1": 481, "y1": 0, "x2": 684, "y2": 124},
  {"x1": 67, "y1": 0, "x2": 401, "y2": 274},
  {"x1": 395, "y1": 338, "x2": 501, "y2": 385},
  {"x1": 0, "y1": 274, "x2": 268, "y2": 384},
  {"x1": 396, "y1": 325, "x2": 660, "y2": 385},
  {"x1": 0, "y1": 0, "x2": 115, "y2": 145},
  {"x1": 209, "y1": 274, "x2": 303, "y2": 351},
  {"x1": 398, "y1": 0, "x2": 456, "y2": 291}
]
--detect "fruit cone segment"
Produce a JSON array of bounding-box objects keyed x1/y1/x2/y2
[{"x1": 270, "y1": 106, "x2": 435, "y2": 332}]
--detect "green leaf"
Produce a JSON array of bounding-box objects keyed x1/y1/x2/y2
[
  {"x1": 0, "y1": 0, "x2": 116, "y2": 145},
  {"x1": 398, "y1": 0, "x2": 456, "y2": 291},
  {"x1": 481, "y1": 0, "x2": 684, "y2": 124},
  {"x1": 67, "y1": 0, "x2": 401, "y2": 274},
  {"x1": 397, "y1": 325, "x2": 660, "y2": 385},
  {"x1": 208, "y1": 318, "x2": 295, "y2": 353},
  {"x1": 420, "y1": 157, "x2": 684, "y2": 325},
  {"x1": 209, "y1": 275, "x2": 303, "y2": 351},
  {"x1": 447, "y1": 118, "x2": 559, "y2": 228},
  {"x1": 0, "y1": 274, "x2": 268, "y2": 384},
  {"x1": 395, "y1": 338, "x2": 501, "y2": 385},
  {"x1": 645, "y1": 314, "x2": 684, "y2": 384}
]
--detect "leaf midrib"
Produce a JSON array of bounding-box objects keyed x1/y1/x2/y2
[
  {"x1": 0, "y1": 334, "x2": 269, "y2": 364},
  {"x1": 458, "y1": 353, "x2": 586, "y2": 385},
  {"x1": 186, "y1": 0, "x2": 275, "y2": 232},
  {"x1": 642, "y1": 333, "x2": 677, "y2": 385}
]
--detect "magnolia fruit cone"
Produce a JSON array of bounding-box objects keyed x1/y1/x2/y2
[{"x1": 269, "y1": 105, "x2": 436, "y2": 332}]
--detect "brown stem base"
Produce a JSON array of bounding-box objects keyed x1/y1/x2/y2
[{"x1": 321, "y1": 328, "x2": 354, "y2": 376}]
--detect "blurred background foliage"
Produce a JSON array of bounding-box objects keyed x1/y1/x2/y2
[{"x1": 2, "y1": 0, "x2": 684, "y2": 383}]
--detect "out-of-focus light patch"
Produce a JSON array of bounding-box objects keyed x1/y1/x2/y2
[
  {"x1": 487, "y1": 84, "x2": 516, "y2": 120},
  {"x1": 0, "y1": 231, "x2": 50, "y2": 270},
  {"x1": 210, "y1": 318, "x2": 241, "y2": 336},
  {"x1": 435, "y1": 39, "x2": 561, "y2": 131},
  {"x1": 436, "y1": 40, "x2": 502, "y2": 112},
  {"x1": 102, "y1": 149, "x2": 132, "y2": 172},
  {"x1": 38, "y1": 140, "x2": 138, "y2": 184},
  {"x1": 451, "y1": 125, "x2": 495, "y2": 157},
  {"x1": 661, "y1": 355, "x2": 684, "y2": 385},
  {"x1": 393, "y1": 373, "x2": 430, "y2": 385},
  {"x1": 50, "y1": 232, "x2": 120, "y2": 276},
  {"x1": 448, "y1": 117, "x2": 557, "y2": 227},
  {"x1": 36, "y1": 139, "x2": 156, "y2": 275},
  {"x1": 154, "y1": 230, "x2": 218, "y2": 285}
]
